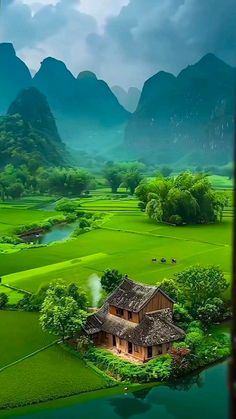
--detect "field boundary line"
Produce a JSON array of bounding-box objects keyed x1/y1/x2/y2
[
  {"x1": 101, "y1": 226, "x2": 229, "y2": 247},
  {"x1": 0, "y1": 339, "x2": 60, "y2": 373}
]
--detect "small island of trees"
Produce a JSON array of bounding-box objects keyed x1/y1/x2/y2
[{"x1": 136, "y1": 172, "x2": 227, "y2": 225}]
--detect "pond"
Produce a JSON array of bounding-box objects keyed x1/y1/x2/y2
[
  {"x1": 6, "y1": 362, "x2": 229, "y2": 419},
  {"x1": 21, "y1": 223, "x2": 76, "y2": 245}
]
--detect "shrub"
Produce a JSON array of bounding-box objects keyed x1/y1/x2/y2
[
  {"x1": 85, "y1": 348, "x2": 172, "y2": 383},
  {"x1": 169, "y1": 215, "x2": 183, "y2": 225},
  {"x1": 0, "y1": 293, "x2": 8, "y2": 308}
]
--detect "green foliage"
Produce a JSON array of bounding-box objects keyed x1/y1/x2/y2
[
  {"x1": 103, "y1": 163, "x2": 123, "y2": 193},
  {"x1": 0, "y1": 114, "x2": 64, "y2": 169},
  {"x1": 103, "y1": 161, "x2": 144, "y2": 194},
  {"x1": 173, "y1": 304, "x2": 193, "y2": 326},
  {"x1": 160, "y1": 166, "x2": 172, "y2": 177},
  {"x1": 174, "y1": 265, "x2": 228, "y2": 313},
  {"x1": 101, "y1": 269, "x2": 123, "y2": 294},
  {"x1": 40, "y1": 281, "x2": 87, "y2": 340},
  {"x1": 0, "y1": 292, "x2": 8, "y2": 308},
  {"x1": 157, "y1": 278, "x2": 178, "y2": 301},
  {"x1": 136, "y1": 172, "x2": 227, "y2": 225},
  {"x1": 38, "y1": 167, "x2": 93, "y2": 196},
  {"x1": 85, "y1": 348, "x2": 172, "y2": 382},
  {"x1": 195, "y1": 297, "x2": 231, "y2": 326},
  {"x1": 55, "y1": 198, "x2": 80, "y2": 213}
]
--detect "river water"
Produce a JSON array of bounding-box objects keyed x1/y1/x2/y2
[
  {"x1": 7, "y1": 362, "x2": 229, "y2": 419},
  {"x1": 22, "y1": 223, "x2": 76, "y2": 245}
]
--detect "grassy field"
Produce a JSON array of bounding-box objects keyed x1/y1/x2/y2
[
  {"x1": 0, "y1": 311, "x2": 55, "y2": 368},
  {"x1": 0, "y1": 311, "x2": 113, "y2": 409},
  {"x1": 0, "y1": 285, "x2": 24, "y2": 304}
]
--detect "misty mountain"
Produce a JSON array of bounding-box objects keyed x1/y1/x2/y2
[
  {"x1": 8, "y1": 87, "x2": 62, "y2": 144},
  {"x1": 111, "y1": 86, "x2": 141, "y2": 112},
  {"x1": 0, "y1": 87, "x2": 66, "y2": 168},
  {"x1": 125, "y1": 53, "x2": 235, "y2": 165},
  {"x1": 0, "y1": 43, "x2": 32, "y2": 114},
  {"x1": 33, "y1": 58, "x2": 130, "y2": 150}
]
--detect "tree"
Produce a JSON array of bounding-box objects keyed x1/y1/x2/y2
[
  {"x1": 101, "y1": 269, "x2": 123, "y2": 294},
  {"x1": 136, "y1": 172, "x2": 227, "y2": 225},
  {"x1": 195, "y1": 297, "x2": 229, "y2": 326},
  {"x1": 174, "y1": 265, "x2": 228, "y2": 313},
  {"x1": 0, "y1": 293, "x2": 8, "y2": 309},
  {"x1": 67, "y1": 283, "x2": 87, "y2": 310},
  {"x1": 6, "y1": 182, "x2": 24, "y2": 199},
  {"x1": 40, "y1": 282, "x2": 87, "y2": 341},
  {"x1": 103, "y1": 164, "x2": 122, "y2": 193},
  {"x1": 123, "y1": 169, "x2": 143, "y2": 195},
  {"x1": 157, "y1": 278, "x2": 178, "y2": 301}
]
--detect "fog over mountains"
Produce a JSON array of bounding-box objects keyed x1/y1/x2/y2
[{"x1": 0, "y1": 43, "x2": 235, "y2": 165}]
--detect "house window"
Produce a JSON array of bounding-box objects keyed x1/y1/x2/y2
[
  {"x1": 116, "y1": 308, "x2": 124, "y2": 317},
  {"x1": 128, "y1": 311, "x2": 133, "y2": 320},
  {"x1": 134, "y1": 345, "x2": 139, "y2": 353}
]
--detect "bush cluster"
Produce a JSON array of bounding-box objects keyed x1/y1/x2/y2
[{"x1": 85, "y1": 348, "x2": 172, "y2": 383}]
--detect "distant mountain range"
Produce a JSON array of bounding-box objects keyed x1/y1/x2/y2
[
  {"x1": 0, "y1": 43, "x2": 235, "y2": 166},
  {"x1": 111, "y1": 86, "x2": 141, "y2": 113},
  {"x1": 125, "y1": 53, "x2": 235, "y2": 165},
  {"x1": 0, "y1": 43, "x2": 129, "y2": 152}
]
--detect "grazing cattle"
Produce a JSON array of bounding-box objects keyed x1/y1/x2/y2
[
  {"x1": 171, "y1": 258, "x2": 177, "y2": 264},
  {"x1": 152, "y1": 258, "x2": 157, "y2": 262},
  {"x1": 161, "y1": 258, "x2": 166, "y2": 263}
]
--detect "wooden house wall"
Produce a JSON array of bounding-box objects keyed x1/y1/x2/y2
[
  {"x1": 109, "y1": 305, "x2": 139, "y2": 323},
  {"x1": 139, "y1": 292, "x2": 173, "y2": 321}
]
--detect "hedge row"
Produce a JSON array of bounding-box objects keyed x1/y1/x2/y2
[{"x1": 85, "y1": 348, "x2": 173, "y2": 383}]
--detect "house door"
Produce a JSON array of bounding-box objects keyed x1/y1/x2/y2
[
  {"x1": 112, "y1": 335, "x2": 116, "y2": 346},
  {"x1": 147, "y1": 346, "x2": 153, "y2": 358},
  {"x1": 128, "y1": 341, "x2": 133, "y2": 354}
]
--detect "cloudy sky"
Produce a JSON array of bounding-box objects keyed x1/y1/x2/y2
[{"x1": 0, "y1": 0, "x2": 235, "y2": 88}]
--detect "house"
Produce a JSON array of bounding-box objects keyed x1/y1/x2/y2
[{"x1": 84, "y1": 277, "x2": 185, "y2": 362}]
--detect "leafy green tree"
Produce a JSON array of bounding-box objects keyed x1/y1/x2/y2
[
  {"x1": 123, "y1": 169, "x2": 143, "y2": 195},
  {"x1": 157, "y1": 278, "x2": 178, "y2": 301},
  {"x1": 173, "y1": 304, "x2": 193, "y2": 325},
  {"x1": 67, "y1": 283, "x2": 87, "y2": 310},
  {"x1": 137, "y1": 172, "x2": 227, "y2": 225},
  {"x1": 0, "y1": 293, "x2": 8, "y2": 309},
  {"x1": 103, "y1": 164, "x2": 123, "y2": 193},
  {"x1": 101, "y1": 269, "x2": 123, "y2": 294},
  {"x1": 6, "y1": 182, "x2": 24, "y2": 199},
  {"x1": 40, "y1": 282, "x2": 87, "y2": 341},
  {"x1": 175, "y1": 265, "x2": 228, "y2": 313}
]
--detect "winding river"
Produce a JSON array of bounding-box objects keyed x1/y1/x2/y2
[{"x1": 5, "y1": 362, "x2": 229, "y2": 419}]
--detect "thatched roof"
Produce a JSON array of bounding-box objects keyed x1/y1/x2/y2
[
  {"x1": 84, "y1": 307, "x2": 185, "y2": 347},
  {"x1": 107, "y1": 277, "x2": 174, "y2": 312}
]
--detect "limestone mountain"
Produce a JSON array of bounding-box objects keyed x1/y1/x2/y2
[
  {"x1": 8, "y1": 87, "x2": 62, "y2": 144},
  {"x1": 0, "y1": 43, "x2": 32, "y2": 114},
  {"x1": 33, "y1": 59, "x2": 130, "y2": 150},
  {"x1": 125, "y1": 54, "x2": 235, "y2": 165},
  {"x1": 112, "y1": 86, "x2": 141, "y2": 113},
  {"x1": 0, "y1": 88, "x2": 66, "y2": 168}
]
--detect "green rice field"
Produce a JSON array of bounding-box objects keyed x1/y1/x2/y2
[{"x1": 0, "y1": 311, "x2": 113, "y2": 409}]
